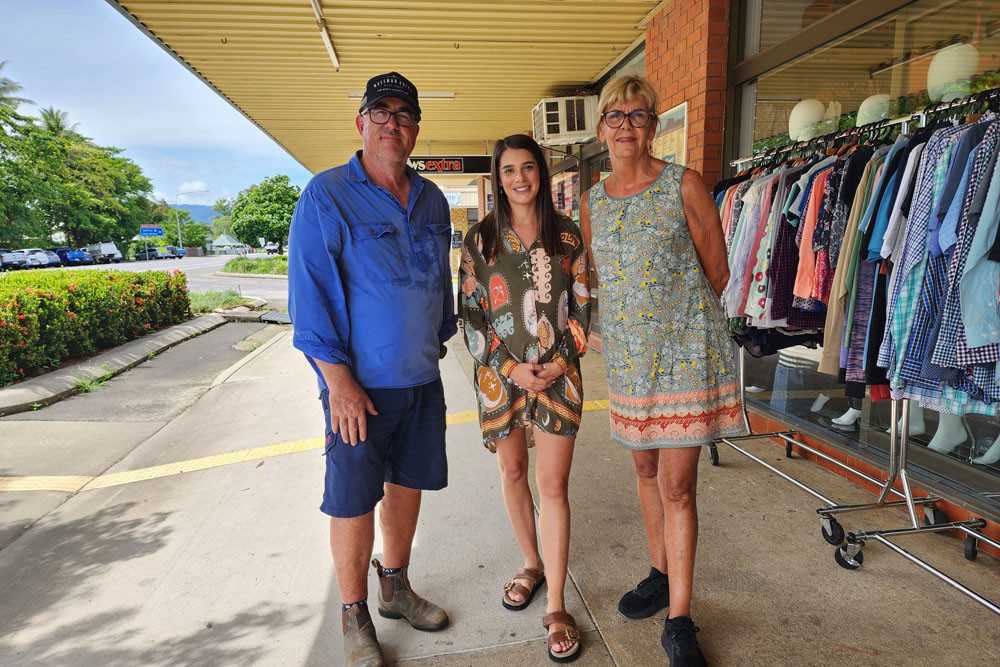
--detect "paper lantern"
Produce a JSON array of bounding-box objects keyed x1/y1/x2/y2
[
  {"x1": 788, "y1": 99, "x2": 825, "y2": 140},
  {"x1": 927, "y1": 44, "x2": 979, "y2": 102},
  {"x1": 857, "y1": 94, "x2": 890, "y2": 126}
]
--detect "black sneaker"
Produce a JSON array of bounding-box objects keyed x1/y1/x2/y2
[
  {"x1": 617, "y1": 566, "x2": 669, "y2": 619},
  {"x1": 661, "y1": 616, "x2": 707, "y2": 667}
]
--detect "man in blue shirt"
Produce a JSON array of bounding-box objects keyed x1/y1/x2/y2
[{"x1": 288, "y1": 72, "x2": 457, "y2": 667}]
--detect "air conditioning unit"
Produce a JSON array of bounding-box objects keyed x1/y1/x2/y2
[{"x1": 531, "y1": 95, "x2": 598, "y2": 146}]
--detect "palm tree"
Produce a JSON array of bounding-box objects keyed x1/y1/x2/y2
[
  {"x1": 38, "y1": 107, "x2": 79, "y2": 136},
  {"x1": 0, "y1": 60, "x2": 32, "y2": 111}
]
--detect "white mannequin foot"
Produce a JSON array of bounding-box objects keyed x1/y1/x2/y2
[
  {"x1": 887, "y1": 404, "x2": 926, "y2": 436},
  {"x1": 927, "y1": 412, "x2": 969, "y2": 454},
  {"x1": 810, "y1": 394, "x2": 831, "y2": 412},
  {"x1": 972, "y1": 434, "x2": 1000, "y2": 465},
  {"x1": 832, "y1": 407, "x2": 862, "y2": 426},
  {"x1": 746, "y1": 385, "x2": 766, "y2": 394}
]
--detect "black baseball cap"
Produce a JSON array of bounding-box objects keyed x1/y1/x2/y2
[{"x1": 359, "y1": 72, "x2": 421, "y2": 117}]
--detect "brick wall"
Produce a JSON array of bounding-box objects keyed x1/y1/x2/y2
[{"x1": 645, "y1": 0, "x2": 729, "y2": 185}]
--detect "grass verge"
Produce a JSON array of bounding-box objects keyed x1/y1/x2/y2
[
  {"x1": 189, "y1": 290, "x2": 254, "y2": 313},
  {"x1": 222, "y1": 255, "x2": 288, "y2": 275}
]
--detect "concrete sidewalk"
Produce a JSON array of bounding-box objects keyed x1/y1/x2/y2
[{"x1": 0, "y1": 333, "x2": 997, "y2": 666}]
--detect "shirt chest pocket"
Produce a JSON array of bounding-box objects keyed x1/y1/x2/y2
[
  {"x1": 422, "y1": 222, "x2": 453, "y2": 273},
  {"x1": 356, "y1": 222, "x2": 408, "y2": 283}
]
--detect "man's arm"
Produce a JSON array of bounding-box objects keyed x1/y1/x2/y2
[{"x1": 288, "y1": 186, "x2": 375, "y2": 446}]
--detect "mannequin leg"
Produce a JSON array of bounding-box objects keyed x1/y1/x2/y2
[
  {"x1": 810, "y1": 393, "x2": 831, "y2": 412},
  {"x1": 927, "y1": 412, "x2": 970, "y2": 454},
  {"x1": 832, "y1": 407, "x2": 862, "y2": 426},
  {"x1": 972, "y1": 433, "x2": 1000, "y2": 465},
  {"x1": 887, "y1": 404, "x2": 926, "y2": 436}
]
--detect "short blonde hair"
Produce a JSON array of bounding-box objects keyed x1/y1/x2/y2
[{"x1": 597, "y1": 75, "x2": 658, "y2": 119}]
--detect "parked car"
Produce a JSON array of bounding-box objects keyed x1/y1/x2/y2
[
  {"x1": 0, "y1": 249, "x2": 28, "y2": 271},
  {"x1": 17, "y1": 248, "x2": 48, "y2": 268},
  {"x1": 135, "y1": 247, "x2": 170, "y2": 261},
  {"x1": 164, "y1": 246, "x2": 186, "y2": 259},
  {"x1": 77, "y1": 249, "x2": 96, "y2": 265},
  {"x1": 43, "y1": 250, "x2": 61, "y2": 267},
  {"x1": 265, "y1": 242, "x2": 280, "y2": 254},
  {"x1": 85, "y1": 242, "x2": 123, "y2": 264},
  {"x1": 54, "y1": 247, "x2": 87, "y2": 266}
]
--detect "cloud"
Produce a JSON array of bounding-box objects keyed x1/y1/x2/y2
[{"x1": 178, "y1": 181, "x2": 210, "y2": 195}]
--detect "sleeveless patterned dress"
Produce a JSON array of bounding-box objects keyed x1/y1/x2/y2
[{"x1": 589, "y1": 162, "x2": 742, "y2": 449}]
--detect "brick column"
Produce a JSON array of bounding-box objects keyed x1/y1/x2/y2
[{"x1": 645, "y1": 0, "x2": 729, "y2": 186}]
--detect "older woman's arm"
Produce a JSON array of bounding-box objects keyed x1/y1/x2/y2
[{"x1": 682, "y1": 169, "x2": 730, "y2": 297}]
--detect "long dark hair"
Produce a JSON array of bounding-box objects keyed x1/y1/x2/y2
[{"x1": 480, "y1": 134, "x2": 567, "y2": 264}]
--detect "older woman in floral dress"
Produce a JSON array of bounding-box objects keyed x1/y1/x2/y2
[{"x1": 579, "y1": 75, "x2": 741, "y2": 667}]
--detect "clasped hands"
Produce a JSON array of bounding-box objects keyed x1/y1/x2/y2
[{"x1": 509, "y1": 361, "x2": 565, "y2": 392}]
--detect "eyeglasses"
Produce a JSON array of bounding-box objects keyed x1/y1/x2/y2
[
  {"x1": 601, "y1": 109, "x2": 653, "y2": 129},
  {"x1": 363, "y1": 107, "x2": 419, "y2": 127}
]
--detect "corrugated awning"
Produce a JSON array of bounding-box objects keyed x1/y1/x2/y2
[{"x1": 109, "y1": 0, "x2": 658, "y2": 173}]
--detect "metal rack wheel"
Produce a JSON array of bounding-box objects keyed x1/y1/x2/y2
[
  {"x1": 708, "y1": 444, "x2": 720, "y2": 466},
  {"x1": 821, "y1": 518, "x2": 846, "y2": 545},
  {"x1": 835, "y1": 544, "x2": 864, "y2": 570},
  {"x1": 923, "y1": 504, "x2": 947, "y2": 527},
  {"x1": 965, "y1": 533, "x2": 980, "y2": 561},
  {"x1": 785, "y1": 441, "x2": 794, "y2": 458}
]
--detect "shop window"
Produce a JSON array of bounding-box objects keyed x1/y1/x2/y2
[
  {"x1": 745, "y1": 0, "x2": 1000, "y2": 152},
  {"x1": 730, "y1": 0, "x2": 1000, "y2": 516},
  {"x1": 747, "y1": 0, "x2": 863, "y2": 57}
]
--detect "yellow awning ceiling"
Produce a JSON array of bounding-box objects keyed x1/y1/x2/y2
[{"x1": 112, "y1": 0, "x2": 657, "y2": 173}]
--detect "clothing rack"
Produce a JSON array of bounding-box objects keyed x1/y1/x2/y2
[
  {"x1": 715, "y1": 92, "x2": 1000, "y2": 617},
  {"x1": 730, "y1": 87, "x2": 1000, "y2": 169}
]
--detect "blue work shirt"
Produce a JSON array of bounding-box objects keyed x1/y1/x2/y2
[{"x1": 288, "y1": 151, "x2": 457, "y2": 389}]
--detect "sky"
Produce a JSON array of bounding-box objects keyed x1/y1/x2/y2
[{"x1": 0, "y1": 0, "x2": 314, "y2": 207}]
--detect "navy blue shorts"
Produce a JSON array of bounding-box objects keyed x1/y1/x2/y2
[{"x1": 319, "y1": 378, "x2": 448, "y2": 518}]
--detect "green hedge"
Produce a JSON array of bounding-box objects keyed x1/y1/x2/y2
[
  {"x1": 0, "y1": 269, "x2": 191, "y2": 386},
  {"x1": 222, "y1": 255, "x2": 288, "y2": 275}
]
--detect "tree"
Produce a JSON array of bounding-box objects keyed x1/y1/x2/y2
[
  {"x1": 0, "y1": 61, "x2": 32, "y2": 111},
  {"x1": 38, "y1": 107, "x2": 79, "y2": 137},
  {"x1": 0, "y1": 107, "x2": 59, "y2": 245},
  {"x1": 159, "y1": 206, "x2": 209, "y2": 248},
  {"x1": 36, "y1": 137, "x2": 153, "y2": 248},
  {"x1": 210, "y1": 197, "x2": 234, "y2": 237},
  {"x1": 231, "y1": 175, "x2": 300, "y2": 253}
]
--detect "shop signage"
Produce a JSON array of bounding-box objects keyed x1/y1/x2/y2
[
  {"x1": 444, "y1": 192, "x2": 462, "y2": 207},
  {"x1": 140, "y1": 224, "x2": 164, "y2": 237},
  {"x1": 407, "y1": 155, "x2": 492, "y2": 174}
]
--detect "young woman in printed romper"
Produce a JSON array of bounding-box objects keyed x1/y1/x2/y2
[
  {"x1": 459, "y1": 134, "x2": 591, "y2": 663},
  {"x1": 579, "y1": 76, "x2": 742, "y2": 667}
]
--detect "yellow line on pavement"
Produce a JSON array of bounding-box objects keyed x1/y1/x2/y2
[
  {"x1": 0, "y1": 476, "x2": 94, "y2": 492},
  {"x1": 2, "y1": 402, "x2": 610, "y2": 493},
  {"x1": 79, "y1": 437, "x2": 325, "y2": 491}
]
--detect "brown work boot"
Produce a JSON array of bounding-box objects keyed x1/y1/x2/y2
[
  {"x1": 372, "y1": 559, "x2": 449, "y2": 631},
  {"x1": 342, "y1": 603, "x2": 385, "y2": 667}
]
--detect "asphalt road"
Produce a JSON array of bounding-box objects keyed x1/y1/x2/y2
[{"x1": 8, "y1": 253, "x2": 290, "y2": 308}]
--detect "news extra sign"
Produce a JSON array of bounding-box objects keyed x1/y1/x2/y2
[{"x1": 406, "y1": 156, "x2": 491, "y2": 175}]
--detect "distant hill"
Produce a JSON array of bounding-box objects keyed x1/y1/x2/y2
[{"x1": 168, "y1": 204, "x2": 215, "y2": 224}]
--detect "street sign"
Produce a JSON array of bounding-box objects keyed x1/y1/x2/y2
[{"x1": 140, "y1": 225, "x2": 164, "y2": 237}]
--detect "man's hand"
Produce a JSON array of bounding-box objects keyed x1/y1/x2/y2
[
  {"x1": 509, "y1": 362, "x2": 552, "y2": 392},
  {"x1": 318, "y1": 361, "x2": 378, "y2": 446},
  {"x1": 535, "y1": 361, "x2": 565, "y2": 383}
]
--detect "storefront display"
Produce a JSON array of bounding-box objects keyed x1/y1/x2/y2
[{"x1": 727, "y1": 0, "x2": 1000, "y2": 520}]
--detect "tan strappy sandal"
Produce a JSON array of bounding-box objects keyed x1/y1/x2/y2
[
  {"x1": 542, "y1": 611, "x2": 581, "y2": 663},
  {"x1": 501, "y1": 567, "x2": 545, "y2": 611}
]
